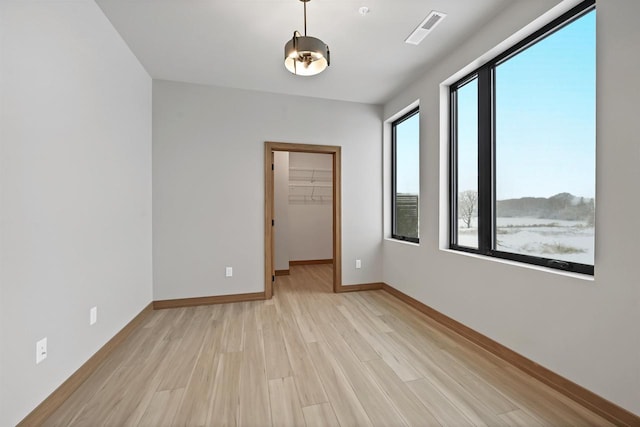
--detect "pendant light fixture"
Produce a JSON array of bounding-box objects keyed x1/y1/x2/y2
[{"x1": 284, "y1": 0, "x2": 330, "y2": 76}]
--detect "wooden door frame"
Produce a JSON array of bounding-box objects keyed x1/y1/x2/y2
[{"x1": 264, "y1": 141, "x2": 342, "y2": 298}]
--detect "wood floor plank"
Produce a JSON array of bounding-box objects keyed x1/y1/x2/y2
[
  {"x1": 437, "y1": 346, "x2": 557, "y2": 427},
  {"x1": 68, "y1": 366, "x2": 133, "y2": 426},
  {"x1": 122, "y1": 337, "x2": 190, "y2": 426},
  {"x1": 336, "y1": 305, "x2": 422, "y2": 382},
  {"x1": 364, "y1": 358, "x2": 442, "y2": 427},
  {"x1": 268, "y1": 377, "x2": 306, "y2": 427},
  {"x1": 498, "y1": 409, "x2": 546, "y2": 427},
  {"x1": 206, "y1": 351, "x2": 242, "y2": 426},
  {"x1": 316, "y1": 292, "x2": 352, "y2": 326},
  {"x1": 330, "y1": 312, "x2": 380, "y2": 362},
  {"x1": 279, "y1": 314, "x2": 328, "y2": 406},
  {"x1": 278, "y1": 285, "x2": 318, "y2": 342},
  {"x1": 407, "y1": 378, "x2": 475, "y2": 427},
  {"x1": 67, "y1": 330, "x2": 172, "y2": 427},
  {"x1": 343, "y1": 292, "x2": 393, "y2": 333},
  {"x1": 370, "y1": 293, "x2": 462, "y2": 350},
  {"x1": 119, "y1": 318, "x2": 169, "y2": 368},
  {"x1": 442, "y1": 333, "x2": 614, "y2": 427},
  {"x1": 136, "y1": 388, "x2": 184, "y2": 427},
  {"x1": 301, "y1": 292, "x2": 333, "y2": 326},
  {"x1": 384, "y1": 332, "x2": 510, "y2": 426},
  {"x1": 140, "y1": 307, "x2": 168, "y2": 329},
  {"x1": 220, "y1": 302, "x2": 245, "y2": 353},
  {"x1": 503, "y1": 365, "x2": 616, "y2": 427},
  {"x1": 291, "y1": 300, "x2": 320, "y2": 343},
  {"x1": 172, "y1": 325, "x2": 222, "y2": 426},
  {"x1": 302, "y1": 402, "x2": 341, "y2": 427},
  {"x1": 238, "y1": 305, "x2": 272, "y2": 427},
  {"x1": 157, "y1": 309, "x2": 210, "y2": 391},
  {"x1": 349, "y1": 291, "x2": 385, "y2": 316},
  {"x1": 307, "y1": 341, "x2": 374, "y2": 427},
  {"x1": 262, "y1": 304, "x2": 294, "y2": 380},
  {"x1": 385, "y1": 327, "x2": 518, "y2": 416},
  {"x1": 274, "y1": 283, "x2": 298, "y2": 324},
  {"x1": 317, "y1": 322, "x2": 408, "y2": 427},
  {"x1": 119, "y1": 309, "x2": 201, "y2": 426},
  {"x1": 161, "y1": 308, "x2": 190, "y2": 341},
  {"x1": 41, "y1": 341, "x2": 127, "y2": 426}
]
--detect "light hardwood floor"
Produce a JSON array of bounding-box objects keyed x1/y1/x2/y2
[{"x1": 44, "y1": 264, "x2": 613, "y2": 426}]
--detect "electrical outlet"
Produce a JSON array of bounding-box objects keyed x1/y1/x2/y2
[
  {"x1": 225, "y1": 267, "x2": 233, "y2": 277},
  {"x1": 356, "y1": 259, "x2": 362, "y2": 269},
  {"x1": 36, "y1": 337, "x2": 47, "y2": 364},
  {"x1": 90, "y1": 306, "x2": 97, "y2": 325}
]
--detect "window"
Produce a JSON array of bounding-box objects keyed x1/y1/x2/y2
[
  {"x1": 450, "y1": 0, "x2": 595, "y2": 274},
  {"x1": 392, "y1": 107, "x2": 420, "y2": 243}
]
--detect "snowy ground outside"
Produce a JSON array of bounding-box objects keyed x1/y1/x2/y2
[{"x1": 457, "y1": 217, "x2": 594, "y2": 265}]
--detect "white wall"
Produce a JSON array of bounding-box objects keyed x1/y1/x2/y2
[
  {"x1": 153, "y1": 80, "x2": 383, "y2": 300},
  {"x1": 383, "y1": 0, "x2": 640, "y2": 415},
  {"x1": 273, "y1": 151, "x2": 290, "y2": 271},
  {"x1": 288, "y1": 152, "x2": 333, "y2": 262},
  {"x1": 0, "y1": 1, "x2": 153, "y2": 425}
]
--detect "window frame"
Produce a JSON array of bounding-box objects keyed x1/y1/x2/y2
[
  {"x1": 449, "y1": 0, "x2": 595, "y2": 275},
  {"x1": 391, "y1": 106, "x2": 420, "y2": 243}
]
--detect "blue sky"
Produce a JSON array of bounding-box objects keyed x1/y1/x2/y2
[
  {"x1": 395, "y1": 113, "x2": 420, "y2": 194},
  {"x1": 397, "y1": 9, "x2": 595, "y2": 201},
  {"x1": 494, "y1": 10, "x2": 596, "y2": 199}
]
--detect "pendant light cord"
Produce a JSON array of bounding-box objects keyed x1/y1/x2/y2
[{"x1": 303, "y1": 0, "x2": 307, "y2": 36}]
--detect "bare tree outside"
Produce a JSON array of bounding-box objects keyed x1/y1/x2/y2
[{"x1": 458, "y1": 190, "x2": 478, "y2": 228}]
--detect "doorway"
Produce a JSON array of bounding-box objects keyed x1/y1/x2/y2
[{"x1": 264, "y1": 141, "x2": 342, "y2": 298}]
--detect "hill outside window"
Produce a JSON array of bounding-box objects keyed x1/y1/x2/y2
[
  {"x1": 449, "y1": 0, "x2": 595, "y2": 274},
  {"x1": 392, "y1": 107, "x2": 420, "y2": 243}
]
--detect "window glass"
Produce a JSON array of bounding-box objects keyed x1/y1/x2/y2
[
  {"x1": 494, "y1": 10, "x2": 595, "y2": 265},
  {"x1": 455, "y1": 78, "x2": 479, "y2": 249},
  {"x1": 393, "y1": 108, "x2": 420, "y2": 242}
]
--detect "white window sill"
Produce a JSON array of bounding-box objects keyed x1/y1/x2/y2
[
  {"x1": 440, "y1": 248, "x2": 594, "y2": 281},
  {"x1": 385, "y1": 237, "x2": 420, "y2": 247}
]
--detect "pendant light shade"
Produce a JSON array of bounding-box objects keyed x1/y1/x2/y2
[{"x1": 284, "y1": 0, "x2": 330, "y2": 76}]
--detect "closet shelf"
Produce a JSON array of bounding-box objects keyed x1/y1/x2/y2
[
  {"x1": 289, "y1": 183, "x2": 332, "y2": 188},
  {"x1": 289, "y1": 167, "x2": 332, "y2": 183},
  {"x1": 288, "y1": 167, "x2": 332, "y2": 205},
  {"x1": 288, "y1": 195, "x2": 332, "y2": 205}
]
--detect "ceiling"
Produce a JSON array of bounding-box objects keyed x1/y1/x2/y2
[{"x1": 96, "y1": 0, "x2": 541, "y2": 105}]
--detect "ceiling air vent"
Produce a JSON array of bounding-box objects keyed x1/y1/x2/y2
[{"x1": 405, "y1": 11, "x2": 447, "y2": 45}]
